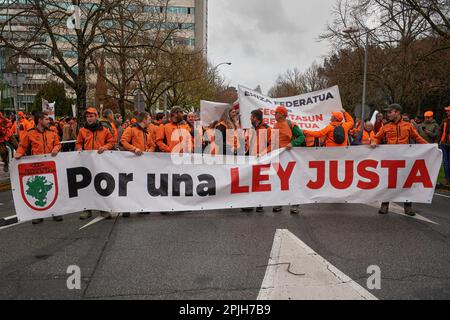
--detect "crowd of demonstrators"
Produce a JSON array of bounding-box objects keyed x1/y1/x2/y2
[{"x1": 3, "y1": 101, "x2": 450, "y2": 223}]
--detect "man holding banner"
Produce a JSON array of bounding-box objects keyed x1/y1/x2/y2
[
  {"x1": 76, "y1": 108, "x2": 116, "y2": 220},
  {"x1": 272, "y1": 106, "x2": 305, "y2": 214},
  {"x1": 371, "y1": 103, "x2": 428, "y2": 216},
  {"x1": 14, "y1": 111, "x2": 63, "y2": 224}
]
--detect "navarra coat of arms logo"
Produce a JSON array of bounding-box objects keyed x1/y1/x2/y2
[{"x1": 18, "y1": 161, "x2": 58, "y2": 211}]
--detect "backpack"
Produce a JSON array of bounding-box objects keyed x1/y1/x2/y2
[
  {"x1": 287, "y1": 120, "x2": 307, "y2": 147},
  {"x1": 332, "y1": 124, "x2": 346, "y2": 144}
]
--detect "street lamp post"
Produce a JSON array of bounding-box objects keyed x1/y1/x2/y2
[
  {"x1": 210, "y1": 62, "x2": 231, "y2": 84},
  {"x1": 342, "y1": 27, "x2": 370, "y2": 138}
]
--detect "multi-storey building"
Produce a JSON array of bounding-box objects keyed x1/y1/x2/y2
[{"x1": 0, "y1": 0, "x2": 208, "y2": 112}]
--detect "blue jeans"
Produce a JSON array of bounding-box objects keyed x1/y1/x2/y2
[{"x1": 440, "y1": 144, "x2": 450, "y2": 181}]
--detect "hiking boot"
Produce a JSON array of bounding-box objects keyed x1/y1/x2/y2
[
  {"x1": 404, "y1": 203, "x2": 416, "y2": 216},
  {"x1": 101, "y1": 212, "x2": 112, "y2": 219},
  {"x1": 378, "y1": 203, "x2": 389, "y2": 215},
  {"x1": 256, "y1": 206, "x2": 264, "y2": 212},
  {"x1": 290, "y1": 205, "x2": 300, "y2": 214},
  {"x1": 241, "y1": 208, "x2": 254, "y2": 212},
  {"x1": 52, "y1": 215, "x2": 63, "y2": 222},
  {"x1": 32, "y1": 218, "x2": 44, "y2": 225},
  {"x1": 272, "y1": 206, "x2": 282, "y2": 212},
  {"x1": 122, "y1": 212, "x2": 130, "y2": 218},
  {"x1": 80, "y1": 210, "x2": 92, "y2": 220}
]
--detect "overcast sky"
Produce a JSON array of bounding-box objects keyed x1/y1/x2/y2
[{"x1": 207, "y1": 0, "x2": 336, "y2": 94}]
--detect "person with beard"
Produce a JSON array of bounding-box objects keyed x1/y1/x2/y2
[
  {"x1": 186, "y1": 111, "x2": 203, "y2": 153},
  {"x1": 15, "y1": 111, "x2": 62, "y2": 224},
  {"x1": 76, "y1": 108, "x2": 116, "y2": 220},
  {"x1": 120, "y1": 111, "x2": 155, "y2": 217},
  {"x1": 371, "y1": 104, "x2": 427, "y2": 216},
  {"x1": 156, "y1": 106, "x2": 192, "y2": 153}
]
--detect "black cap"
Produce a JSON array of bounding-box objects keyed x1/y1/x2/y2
[{"x1": 384, "y1": 103, "x2": 402, "y2": 112}]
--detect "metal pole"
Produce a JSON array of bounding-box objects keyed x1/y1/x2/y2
[
  {"x1": 360, "y1": 32, "x2": 369, "y2": 137},
  {"x1": 13, "y1": 72, "x2": 19, "y2": 137},
  {"x1": 163, "y1": 89, "x2": 167, "y2": 115}
]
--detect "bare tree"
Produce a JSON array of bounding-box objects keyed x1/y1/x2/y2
[{"x1": 0, "y1": 0, "x2": 124, "y2": 115}]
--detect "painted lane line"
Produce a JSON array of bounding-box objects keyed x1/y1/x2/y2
[
  {"x1": 0, "y1": 221, "x2": 25, "y2": 231},
  {"x1": 434, "y1": 192, "x2": 450, "y2": 199},
  {"x1": 258, "y1": 229, "x2": 377, "y2": 300},
  {"x1": 364, "y1": 203, "x2": 438, "y2": 225},
  {"x1": 79, "y1": 213, "x2": 119, "y2": 230},
  {"x1": 79, "y1": 216, "x2": 105, "y2": 230}
]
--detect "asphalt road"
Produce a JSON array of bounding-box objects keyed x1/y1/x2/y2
[{"x1": 0, "y1": 189, "x2": 449, "y2": 300}]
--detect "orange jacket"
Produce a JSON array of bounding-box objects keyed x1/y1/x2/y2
[
  {"x1": 440, "y1": 118, "x2": 450, "y2": 144},
  {"x1": 121, "y1": 124, "x2": 155, "y2": 152},
  {"x1": 148, "y1": 123, "x2": 163, "y2": 144},
  {"x1": 246, "y1": 122, "x2": 272, "y2": 156},
  {"x1": 76, "y1": 124, "x2": 115, "y2": 151},
  {"x1": 110, "y1": 121, "x2": 118, "y2": 141},
  {"x1": 374, "y1": 119, "x2": 428, "y2": 145},
  {"x1": 16, "y1": 127, "x2": 61, "y2": 157},
  {"x1": 303, "y1": 112, "x2": 354, "y2": 147},
  {"x1": 304, "y1": 132, "x2": 318, "y2": 147},
  {"x1": 156, "y1": 121, "x2": 192, "y2": 153},
  {"x1": 361, "y1": 130, "x2": 375, "y2": 145}
]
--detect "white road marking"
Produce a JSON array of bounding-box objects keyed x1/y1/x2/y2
[
  {"x1": 0, "y1": 203, "x2": 4, "y2": 206},
  {"x1": 258, "y1": 229, "x2": 377, "y2": 300},
  {"x1": 364, "y1": 203, "x2": 438, "y2": 225},
  {"x1": 0, "y1": 221, "x2": 25, "y2": 231},
  {"x1": 435, "y1": 192, "x2": 450, "y2": 199},
  {"x1": 79, "y1": 213, "x2": 119, "y2": 230}
]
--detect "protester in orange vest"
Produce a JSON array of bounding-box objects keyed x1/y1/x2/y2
[
  {"x1": 438, "y1": 106, "x2": 450, "y2": 185},
  {"x1": 12, "y1": 111, "x2": 30, "y2": 142},
  {"x1": 120, "y1": 111, "x2": 155, "y2": 218},
  {"x1": 0, "y1": 113, "x2": 14, "y2": 172},
  {"x1": 371, "y1": 104, "x2": 428, "y2": 216},
  {"x1": 76, "y1": 108, "x2": 115, "y2": 153},
  {"x1": 303, "y1": 110, "x2": 354, "y2": 147},
  {"x1": 121, "y1": 111, "x2": 155, "y2": 155},
  {"x1": 360, "y1": 121, "x2": 376, "y2": 145},
  {"x1": 102, "y1": 109, "x2": 118, "y2": 143},
  {"x1": 272, "y1": 106, "x2": 305, "y2": 214},
  {"x1": 76, "y1": 107, "x2": 116, "y2": 220},
  {"x1": 186, "y1": 112, "x2": 204, "y2": 153},
  {"x1": 215, "y1": 105, "x2": 243, "y2": 155},
  {"x1": 246, "y1": 109, "x2": 272, "y2": 157},
  {"x1": 241, "y1": 109, "x2": 273, "y2": 213},
  {"x1": 15, "y1": 111, "x2": 62, "y2": 224},
  {"x1": 156, "y1": 106, "x2": 192, "y2": 153}
]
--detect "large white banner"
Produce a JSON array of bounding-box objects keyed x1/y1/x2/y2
[
  {"x1": 200, "y1": 100, "x2": 230, "y2": 126},
  {"x1": 10, "y1": 145, "x2": 442, "y2": 222},
  {"x1": 238, "y1": 85, "x2": 343, "y2": 129}
]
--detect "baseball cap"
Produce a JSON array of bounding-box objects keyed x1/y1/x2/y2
[
  {"x1": 331, "y1": 111, "x2": 344, "y2": 122},
  {"x1": 424, "y1": 111, "x2": 433, "y2": 117},
  {"x1": 275, "y1": 106, "x2": 288, "y2": 116},
  {"x1": 384, "y1": 103, "x2": 403, "y2": 112},
  {"x1": 85, "y1": 107, "x2": 98, "y2": 117},
  {"x1": 445, "y1": 106, "x2": 450, "y2": 111}
]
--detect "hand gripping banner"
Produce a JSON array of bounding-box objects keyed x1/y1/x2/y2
[{"x1": 10, "y1": 144, "x2": 442, "y2": 222}]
